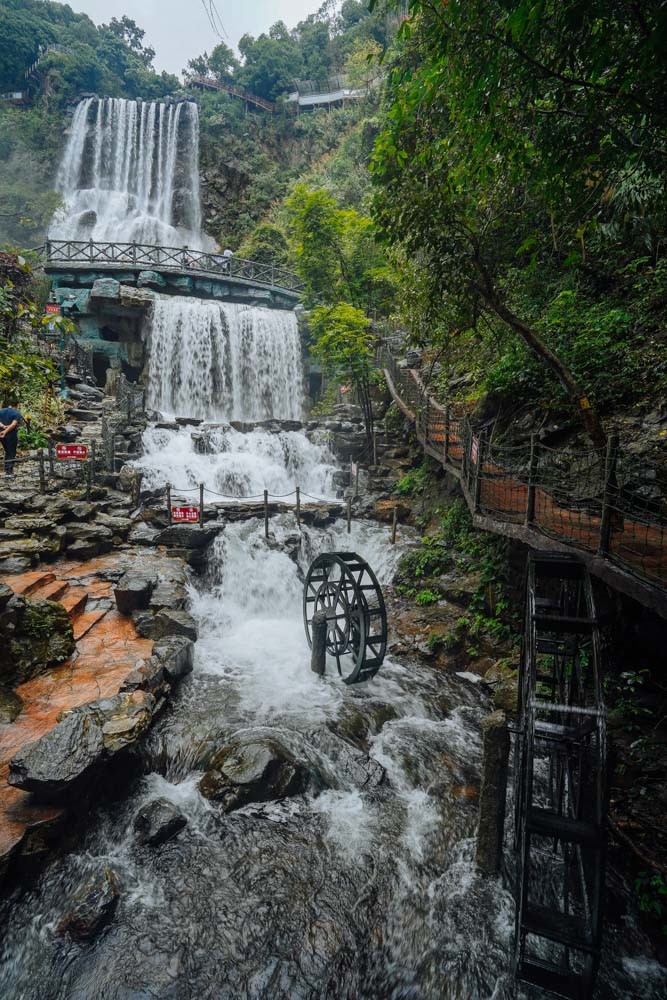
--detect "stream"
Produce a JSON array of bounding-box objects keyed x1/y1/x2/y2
[{"x1": 1, "y1": 94, "x2": 664, "y2": 1000}]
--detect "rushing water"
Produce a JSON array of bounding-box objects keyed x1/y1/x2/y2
[
  {"x1": 51, "y1": 96, "x2": 204, "y2": 247},
  {"x1": 145, "y1": 296, "x2": 304, "y2": 422}
]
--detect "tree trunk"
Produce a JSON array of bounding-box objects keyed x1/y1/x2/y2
[{"x1": 472, "y1": 258, "x2": 607, "y2": 449}]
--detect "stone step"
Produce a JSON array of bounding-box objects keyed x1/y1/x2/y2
[
  {"x1": 73, "y1": 609, "x2": 108, "y2": 642},
  {"x1": 6, "y1": 570, "x2": 56, "y2": 597},
  {"x1": 60, "y1": 588, "x2": 90, "y2": 622},
  {"x1": 30, "y1": 579, "x2": 70, "y2": 603}
]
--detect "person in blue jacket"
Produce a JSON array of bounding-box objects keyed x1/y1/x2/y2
[{"x1": 0, "y1": 399, "x2": 22, "y2": 478}]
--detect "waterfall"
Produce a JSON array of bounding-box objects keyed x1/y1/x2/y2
[
  {"x1": 50, "y1": 96, "x2": 204, "y2": 248},
  {"x1": 145, "y1": 296, "x2": 304, "y2": 421}
]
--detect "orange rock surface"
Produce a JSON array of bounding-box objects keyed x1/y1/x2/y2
[{"x1": 0, "y1": 557, "x2": 153, "y2": 873}]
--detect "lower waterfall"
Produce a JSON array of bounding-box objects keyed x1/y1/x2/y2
[{"x1": 145, "y1": 296, "x2": 304, "y2": 422}]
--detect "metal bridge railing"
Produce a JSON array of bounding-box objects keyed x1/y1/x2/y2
[
  {"x1": 380, "y1": 344, "x2": 667, "y2": 593},
  {"x1": 40, "y1": 239, "x2": 304, "y2": 294}
]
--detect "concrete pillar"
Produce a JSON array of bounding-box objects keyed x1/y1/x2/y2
[{"x1": 475, "y1": 709, "x2": 510, "y2": 875}]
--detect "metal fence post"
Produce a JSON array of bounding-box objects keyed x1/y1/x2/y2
[
  {"x1": 373, "y1": 430, "x2": 378, "y2": 466},
  {"x1": 264, "y1": 489, "x2": 269, "y2": 539},
  {"x1": 86, "y1": 459, "x2": 92, "y2": 501},
  {"x1": 91, "y1": 440, "x2": 96, "y2": 483},
  {"x1": 391, "y1": 504, "x2": 398, "y2": 544},
  {"x1": 295, "y1": 486, "x2": 301, "y2": 526},
  {"x1": 598, "y1": 434, "x2": 620, "y2": 556},
  {"x1": 347, "y1": 496, "x2": 352, "y2": 534},
  {"x1": 167, "y1": 484, "x2": 172, "y2": 525},
  {"x1": 473, "y1": 431, "x2": 485, "y2": 513},
  {"x1": 199, "y1": 482, "x2": 205, "y2": 528},
  {"x1": 525, "y1": 434, "x2": 538, "y2": 525},
  {"x1": 48, "y1": 440, "x2": 55, "y2": 476}
]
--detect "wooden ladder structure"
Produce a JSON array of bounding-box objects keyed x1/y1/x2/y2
[{"x1": 513, "y1": 552, "x2": 607, "y2": 999}]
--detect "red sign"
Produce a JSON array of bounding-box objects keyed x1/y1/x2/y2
[
  {"x1": 56, "y1": 443, "x2": 88, "y2": 461},
  {"x1": 45, "y1": 302, "x2": 61, "y2": 315},
  {"x1": 471, "y1": 436, "x2": 479, "y2": 464},
  {"x1": 171, "y1": 505, "x2": 200, "y2": 523}
]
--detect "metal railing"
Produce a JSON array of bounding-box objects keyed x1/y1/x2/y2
[
  {"x1": 40, "y1": 239, "x2": 304, "y2": 294},
  {"x1": 380, "y1": 344, "x2": 667, "y2": 597}
]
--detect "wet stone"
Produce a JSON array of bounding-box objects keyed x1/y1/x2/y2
[
  {"x1": 56, "y1": 867, "x2": 120, "y2": 941},
  {"x1": 133, "y1": 798, "x2": 187, "y2": 846},
  {"x1": 151, "y1": 635, "x2": 195, "y2": 681},
  {"x1": 9, "y1": 711, "x2": 105, "y2": 799},
  {"x1": 199, "y1": 731, "x2": 324, "y2": 813},
  {"x1": 114, "y1": 571, "x2": 156, "y2": 615}
]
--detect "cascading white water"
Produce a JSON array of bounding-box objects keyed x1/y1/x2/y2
[
  {"x1": 145, "y1": 297, "x2": 304, "y2": 421},
  {"x1": 138, "y1": 425, "x2": 336, "y2": 499},
  {"x1": 50, "y1": 96, "x2": 204, "y2": 247}
]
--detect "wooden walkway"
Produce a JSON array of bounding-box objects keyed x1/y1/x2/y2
[{"x1": 381, "y1": 351, "x2": 667, "y2": 618}]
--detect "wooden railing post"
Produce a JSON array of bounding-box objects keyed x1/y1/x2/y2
[
  {"x1": 525, "y1": 434, "x2": 538, "y2": 526},
  {"x1": 598, "y1": 434, "x2": 619, "y2": 556},
  {"x1": 443, "y1": 404, "x2": 450, "y2": 466}
]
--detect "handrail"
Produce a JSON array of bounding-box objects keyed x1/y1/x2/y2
[
  {"x1": 379, "y1": 343, "x2": 667, "y2": 614},
  {"x1": 187, "y1": 75, "x2": 276, "y2": 112},
  {"x1": 39, "y1": 239, "x2": 303, "y2": 295}
]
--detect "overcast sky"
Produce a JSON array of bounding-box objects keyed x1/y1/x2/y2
[{"x1": 67, "y1": 1, "x2": 325, "y2": 76}]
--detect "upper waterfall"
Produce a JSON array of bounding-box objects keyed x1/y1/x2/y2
[{"x1": 50, "y1": 96, "x2": 204, "y2": 248}]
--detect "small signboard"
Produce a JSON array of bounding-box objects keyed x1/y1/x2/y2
[
  {"x1": 471, "y1": 436, "x2": 479, "y2": 464},
  {"x1": 171, "y1": 505, "x2": 200, "y2": 523},
  {"x1": 56, "y1": 443, "x2": 88, "y2": 461},
  {"x1": 45, "y1": 302, "x2": 61, "y2": 316}
]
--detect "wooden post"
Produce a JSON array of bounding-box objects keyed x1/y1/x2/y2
[
  {"x1": 264, "y1": 489, "x2": 269, "y2": 539},
  {"x1": 598, "y1": 434, "x2": 619, "y2": 556},
  {"x1": 38, "y1": 449, "x2": 46, "y2": 493},
  {"x1": 167, "y1": 484, "x2": 172, "y2": 525},
  {"x1": 443, "y1": 405, "x2": 450, "y2": 466},
  {"x1": 346, "y1": 496, "x2": 352, "y2": 534},
  {"x1": 473, "y1": 432, "x2": 484, "y2": 513},
  {"x1": 310, "y1": 610, "x2": 327, "y2": 677},
  {"x1": 525, "y1": 434, "x2": 538, "y2": 526},
  {"x1": 354, "y1": 463, "x2": 360, "y2": 498},
  {"x1": 199, "y1": 482, "x2": 205, "y2": 528},
  {"x1": 295, "y1": 486, "x2": 301, "y2": 526},
  {"x1": 391, "y1": 504, "x2": 398, "y2": 545},
  {"x1": 475, "y1": 711, "x2": 510, "y2": 875}
]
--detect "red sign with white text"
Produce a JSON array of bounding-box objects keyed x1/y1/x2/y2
[
  {"x1": 171, "y1": 505, "x2": 200, "y2": 523},
  {"x1": 56, "y1": 443, "x2": 88, "y2": 461},
  {"x1": 45, "y1": 302, "x2": 61, "y2": 316}
]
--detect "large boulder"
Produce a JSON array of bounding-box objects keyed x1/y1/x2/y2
[
  {"x1": 137, "y1": 270, "x2": 167, "y2": 290},
  {"x1": 133, "y1": 608, "x2": 198, "y2": 642},
  {"x1": 199, "y1": 729, "x2": 325, "y2": 812},
  {"x1": 57, "y1": 867, "x2": 120, "y2": 941},
  {"x1": 1, "y1": 598, "x2": 75, "y2": 687},
  {"x1": 151, "y1": 635, "x2": 195, "y2": 681},
  {"x1": 114, "y1": 571, "x2": 156, "y2": 615},
  {"x1": 8, "y1": 690, "x2": 156, "y2": 800},
  {"x1": 154, "y1": 524, "x2": 218, "y2": 548},
  {"x1": 119, "y1": 284, "x2": 154, "y2": 310},
  {"x1": 133, "y1": 798, "x2": 187, "y2": 846}
]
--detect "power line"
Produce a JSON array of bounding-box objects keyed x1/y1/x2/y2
[{"x1": 200, "y1": 0, "x2": 228, "y2": 41}]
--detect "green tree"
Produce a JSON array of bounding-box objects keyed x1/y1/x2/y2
[
  {"x1": 309, "y1": 302, "x2": 377, "y2": 438},
  {"x1": 369, "y1": 0, "x2": 667, "y2": 444},
  {"x1": 238, "y1": 25, "x2": 303, "y2": 101}
]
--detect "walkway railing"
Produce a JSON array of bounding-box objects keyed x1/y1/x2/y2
[
  {"x1": 41, "y1": 239, "x2": 304, "y2": 294},
  {"x1": 380, "y1": 344, "x2": 667, "y2": 613}
]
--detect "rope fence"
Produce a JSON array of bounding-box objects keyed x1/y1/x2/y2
[{"x1": 380, "y1": 344, "x2": 667, "y2": 593}]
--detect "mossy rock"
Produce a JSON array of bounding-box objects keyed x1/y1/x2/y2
[{"x1": 4, "y1": 600, "x2": 75, "y2": 686}]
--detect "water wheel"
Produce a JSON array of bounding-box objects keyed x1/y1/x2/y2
[{"x1": 303, "y1": 552, "x2": 387, "y2": 684}]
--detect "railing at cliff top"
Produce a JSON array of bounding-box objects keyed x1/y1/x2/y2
[
  {"x1": 41, "y1": 240, "x2": 304, "y2": 294},
  {"x1": 380, "y1": 344, "x2": 667, "y2": 601}
]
